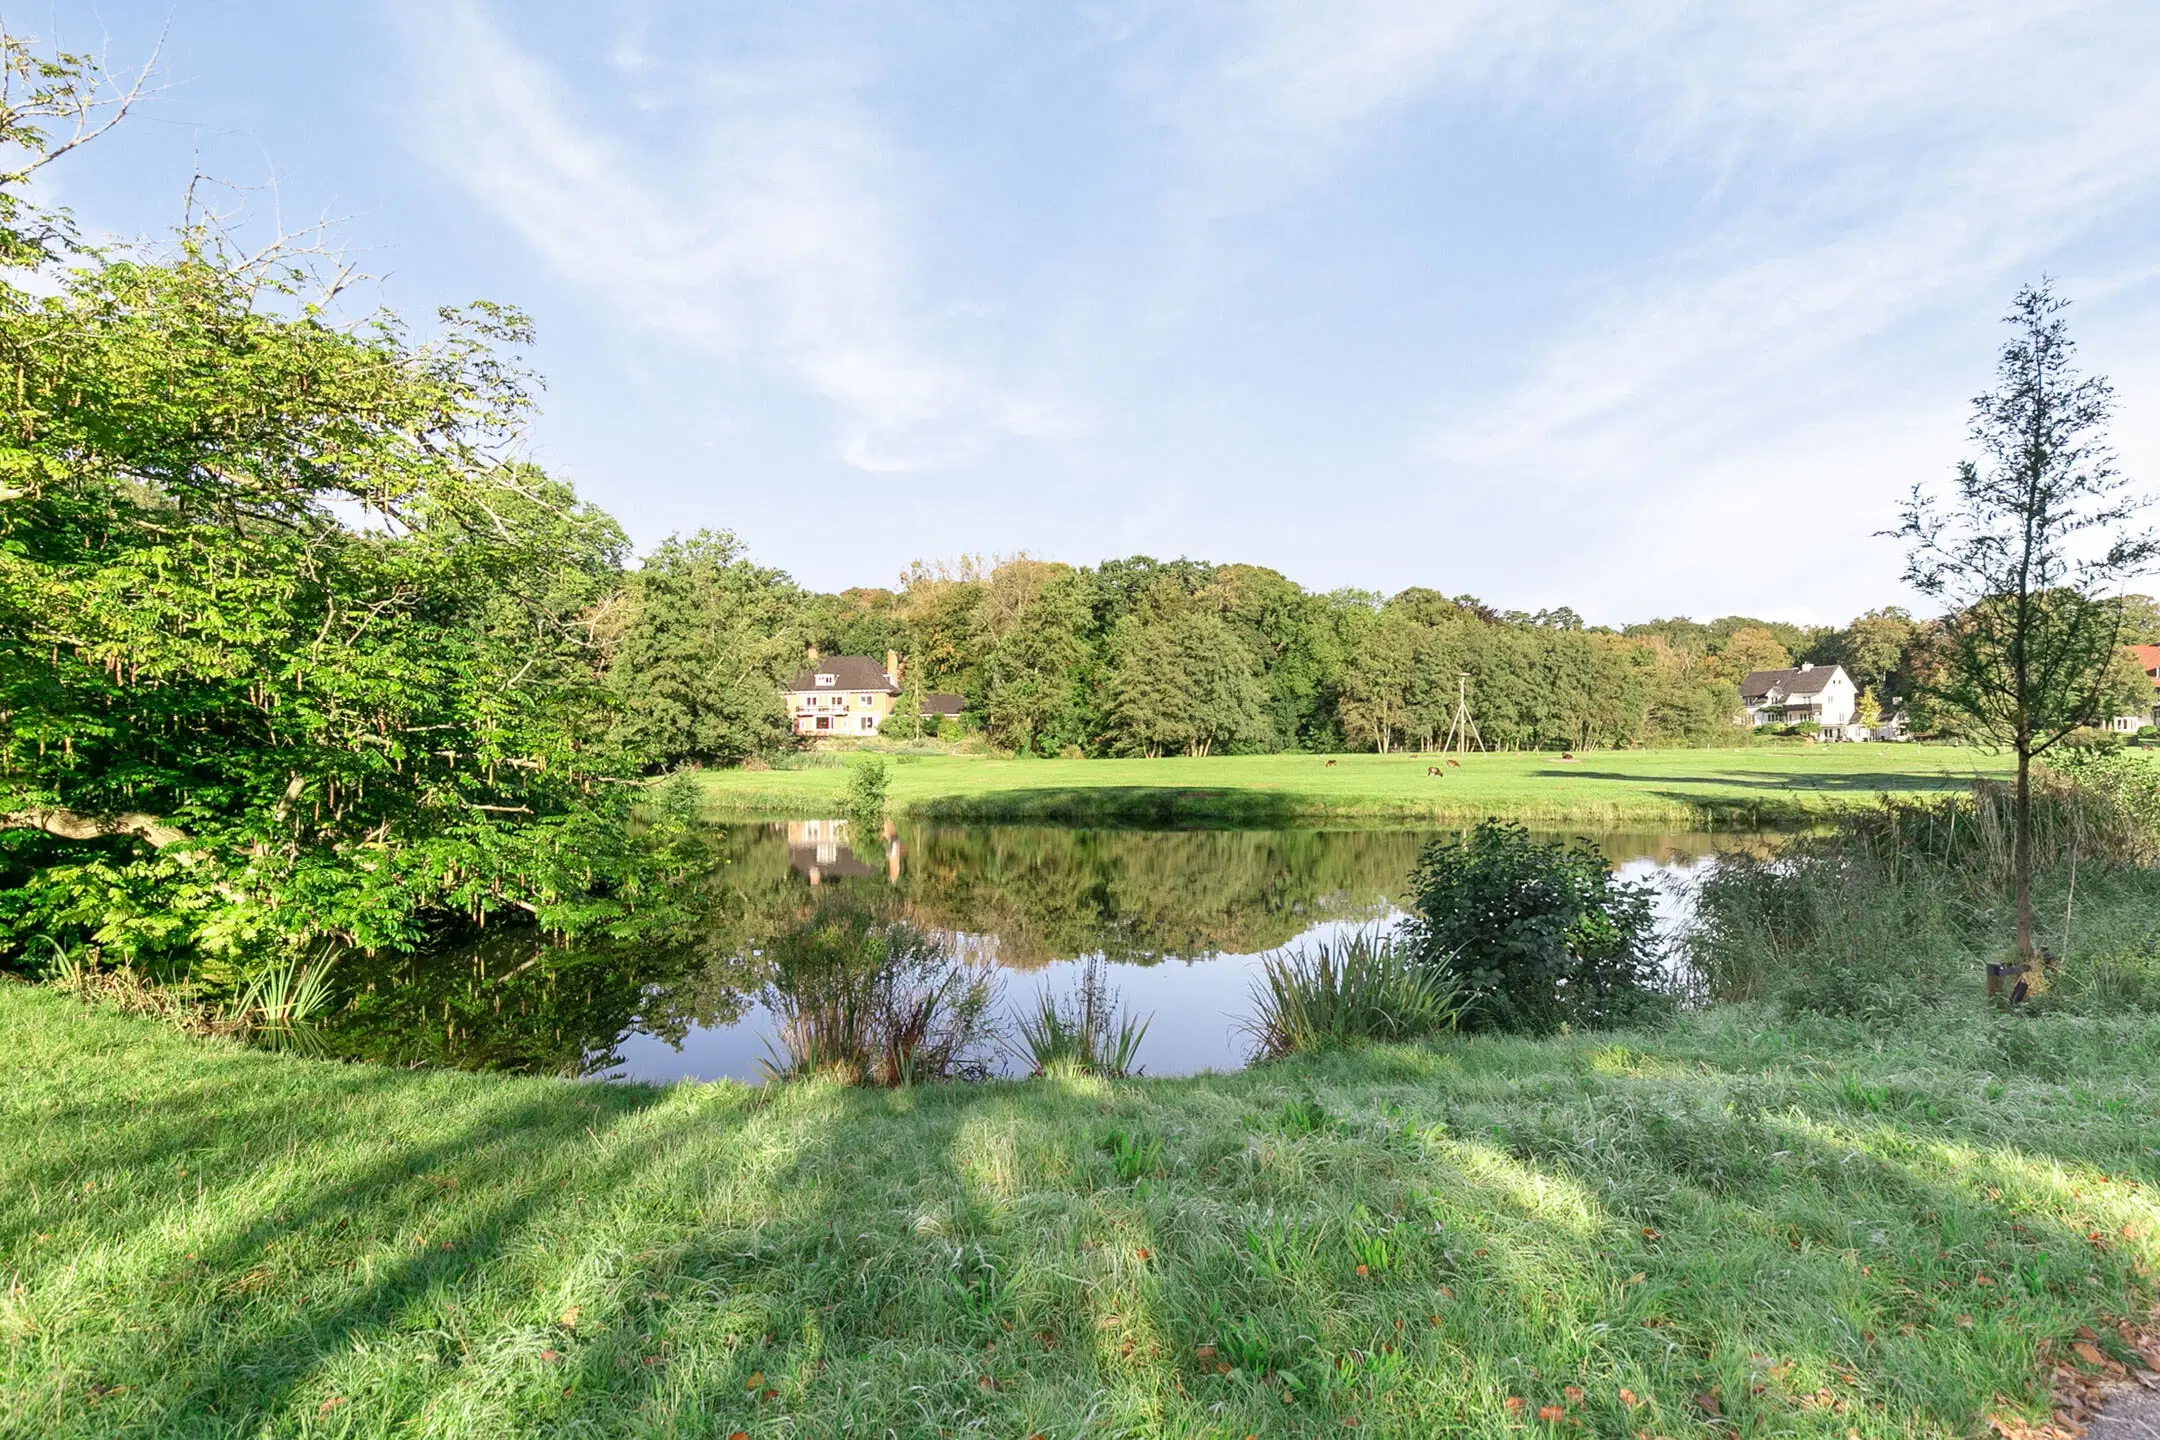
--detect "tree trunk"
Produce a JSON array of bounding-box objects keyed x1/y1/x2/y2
[
  {"x1": 2, "y1": 807, "x2": 190, "y2": 849},
  {"x1": 2014, "y1": 742, "x2": 2034, "y2": 962}
]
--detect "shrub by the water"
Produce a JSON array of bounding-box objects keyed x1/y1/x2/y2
[
  {"x1": 1403, "y1": 820, "x2": 1663, "y2": 1033},
  {"x1": 843, "y1": 754, "x2": 890, "y2": 822},
  {"x1": 1244, "y1": 929, "x2": 1463, "y2": 1058}
]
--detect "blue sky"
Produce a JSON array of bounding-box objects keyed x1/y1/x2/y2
[{"x1": 31, "y1": 1, "x2": 2160, "y2": 624}]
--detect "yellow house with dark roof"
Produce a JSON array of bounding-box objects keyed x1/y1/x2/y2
[
  {"x1": 782, "y1": 651, "x2": 967, "y2": 737},
  {"x1": 785, "y1": 652, "x2": 902, "y2": 736}
]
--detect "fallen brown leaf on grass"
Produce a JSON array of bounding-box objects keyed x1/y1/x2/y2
[{"x1": 1990, "y1": 1303, "x2": 2160, "y2": 1440}]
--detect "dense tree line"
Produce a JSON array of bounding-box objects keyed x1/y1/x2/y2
[{"x1": 695, "y1": 555, "x2": 2062, "y2": 760}]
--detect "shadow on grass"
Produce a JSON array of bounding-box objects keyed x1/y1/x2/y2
[
  {"x1": 1556, "y1": 768, "x2": 1987, "y2": 795},
  {"x1": 8, "y1": 991, "x2": 2160, "y2": 1436}
]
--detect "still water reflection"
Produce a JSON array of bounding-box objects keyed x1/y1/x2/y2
[{"x1": 321, "y1": 822, "x2": 1737, "y2": 1083}]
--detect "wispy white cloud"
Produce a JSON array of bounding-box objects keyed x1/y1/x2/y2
[
  {"x1": 392, "y1": 0, "x2": 1076, "y2": 472},
  {"x1": 1157, "y1": 0, "x2": 2160, "y2": 614},
  {"x1": 377, "y1": 0, "x2": 2160, "y2": 611}
]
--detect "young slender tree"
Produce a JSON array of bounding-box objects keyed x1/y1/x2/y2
[{"x1": 1893, "y1": 281, "x2": 2156, "y2": 962}]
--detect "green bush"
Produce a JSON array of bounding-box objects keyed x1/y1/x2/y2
[
  {"x1": 1402, "y1": 820, "x2": 1663, "y2": 1033},
  {"x1": 843, "y1": 755, "x2": 890, "y2": 821}
]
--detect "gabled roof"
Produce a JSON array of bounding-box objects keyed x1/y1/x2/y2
[
  {"x1": 923, "y1": 692, "x2": 966, "y2": 716},
  {"x1": 1740, "y1": 664, "x2": 1848, "y2": 701},
  {"x1": 784, "y1": 656, "x2": 897, "y2": 693}
]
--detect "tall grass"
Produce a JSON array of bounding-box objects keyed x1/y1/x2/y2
[
  {"x1": 41, "y1": 942, "x2": 341, "y2": 1051},
  {"x1": 1243, "y1": 928, "x2": 1463, "y2": 1059},
  {"x1": 1684, "y1": 773, "x2": 2160, "y2": 1017},
  {"x1": 1010, "y1": 958, "x2": 1151, "y2": 1077},
  {"x1": 230, "y1": 953, "x2": 339, "y2": 1054},
  {"x1": 758, "y1": 912, "x2": 1000, "y2": 1085}
]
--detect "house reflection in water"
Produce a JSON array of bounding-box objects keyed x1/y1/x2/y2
[{"x1": 783, "y1": 819, "x2": 902, "y2": 884}]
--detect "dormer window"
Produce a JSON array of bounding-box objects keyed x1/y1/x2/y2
[{"x1": 815, "y1": 674, "x2": 836, "y2": 687}]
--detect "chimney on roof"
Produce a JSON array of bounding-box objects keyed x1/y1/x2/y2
[
  {"x1": 886, "y1": 649, "x2": 902, "y2": 686},
  {"x1": 807, "y1": 644, "x2": 820, "y2": 663},
  {"x1": 1800, "y1": 661, "x2": 1814, "y2": 671}
]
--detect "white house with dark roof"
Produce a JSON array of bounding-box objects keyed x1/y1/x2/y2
[{"x1": 1739, "y1": 663, "x2": 1860, "y2": 738}]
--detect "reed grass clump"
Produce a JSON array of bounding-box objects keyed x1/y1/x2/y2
[
  {"x1": 43, "y1": 941, "x2": 338, "y2": 1050},
  {"x1": 1010, "y1": 958, "x2": 1150, "y2": 1077},
  {"x1": 757, "y1": 907, "x2": 999, "y2": 1085},
  {"x1": 1243, "y1": 929, "x2": 1463, "y2": 1059}
]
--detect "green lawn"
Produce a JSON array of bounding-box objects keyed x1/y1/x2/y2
[
  {"x1": 5, "y1": 983, "x2": 2157, "y2": 1437},
  {"x1": 696, "y1": 746, "x2": 2010, "y2": 827}
]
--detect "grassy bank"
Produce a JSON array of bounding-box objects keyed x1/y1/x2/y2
[
  {"x1": 692, "y1": 747, "x2": 2006, "y2": 828},
  {"x1": 6, "y1": 983, "x2": 2158, "y2": 1437}
]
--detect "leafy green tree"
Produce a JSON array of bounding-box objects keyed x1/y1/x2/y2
[
  {"x1": 883, "y1": 664, "x2": 925, "y2": 741},
  {"x1": 799, "y1": 586, "x2": 907, "y2": 660},
  {"x1": 1336, "y1": 608, "x2": 1417, "y2": 753},
  {"x1": 1623, "y1": 616, "x2": 1714, "y2": 658},
  {"x1": 893, "y1": 558, "x2": 987, "y2": 707},
  {"x1": 2115, "y1": 594, "x2": 2160, "y2": 645},
  {"x1": 1894, "y1": 281, "x2": 2156, "y2": 961},
  {"x1": 606, "y1": 530, "x2": 801, "y2": 768},
  {"x1": 978, "y1": 561, "x2": 1090, "y2": 754},
  {"x1": 1707, "y1": 625, "x2": 1792, "y2": 681},
  {"x1": 1815, "y1": 609, "x2": 1916, "y2": 700},
  {"x1": 1210, "y1": 564, "x2": 1344, "y2": 751},
  {"x1": 0, "y1": 37, "x2": 666, "y2": 977},
  {"x1": 1105, "y1": 608, "x2": 1270, "y2": 757}
]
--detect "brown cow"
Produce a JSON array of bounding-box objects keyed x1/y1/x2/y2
[
  {"x1": 1325, "y1": 759, "x2": 1338, "y2": 766},
  {"x1": 1426, "y1": 766, "x2": 1443, "y2": 775},
  {"x1": 1446, "y1": 759, "x2": 1461, "y2": 768}
]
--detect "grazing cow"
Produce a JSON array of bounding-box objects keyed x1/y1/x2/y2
[
  {"x1": 1426, "y1": 766, "x2": 1443, "y2": 776},
  {"x1": 1325, "y1": 759, "x2": 1338, "y2": 766},
  {"x1": 1446, "y1": 759, "x2": 1460, "y2": 768},
  {"x1": 1559, "y1": 752, "x2": 1578, "y2": 761}
]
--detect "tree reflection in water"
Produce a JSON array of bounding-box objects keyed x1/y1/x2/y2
[{"x1": 319, "y1": 822, "x2": 1733, "y2": 1078}]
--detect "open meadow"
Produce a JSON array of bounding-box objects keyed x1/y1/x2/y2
[
  {"x1": 692, "y1": 745, "x2": 2011, "y2": 827},
  {"x1": 5, "y1": 983, "x2": 2156, "y2": 1438}
]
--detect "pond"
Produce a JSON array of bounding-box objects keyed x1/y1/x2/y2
[{"x1": 320, "y1": 822, "x2": 1748, "y2": 1084}]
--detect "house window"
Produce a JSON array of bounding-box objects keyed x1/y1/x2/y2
[
  {"x1": 861, "y1": 716, "x2": 875, "y2": 732},
  {"x1": 815, "y1": 674, "x2": 836, "y2": 687},
  {"x1": 815, "y1": 716, "x2": 830, "y2": 731},
  {"x1": 856, "y1": 694, "x2": 872, "y2": 706}
]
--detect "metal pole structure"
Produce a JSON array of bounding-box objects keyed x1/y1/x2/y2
[{"x1": 1445, "y1": 672, "x2": 1486, "y2": 754}]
